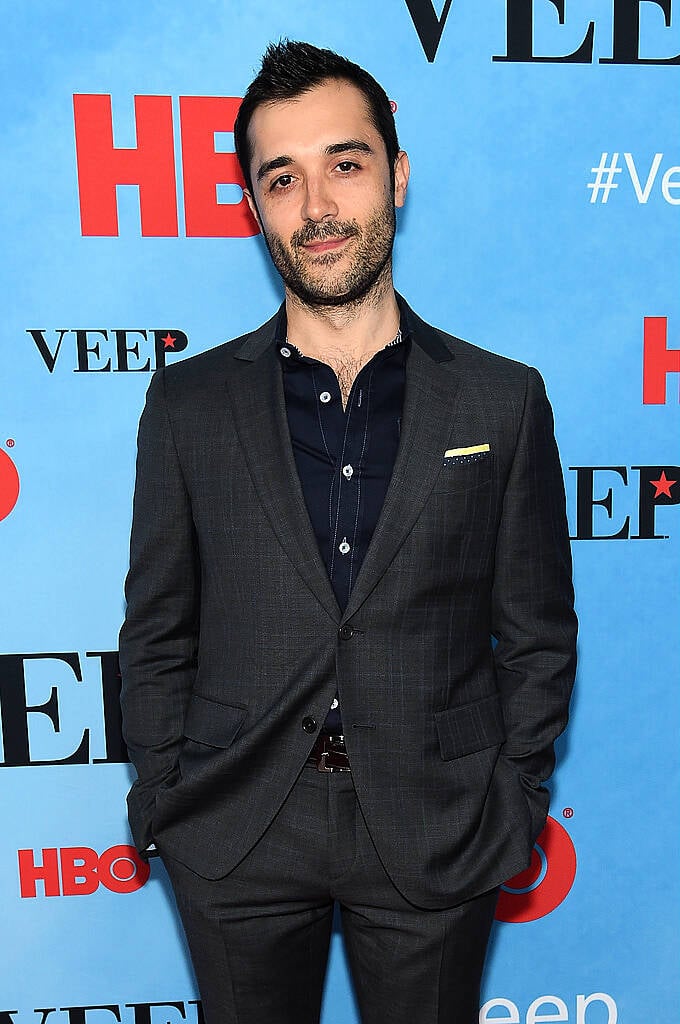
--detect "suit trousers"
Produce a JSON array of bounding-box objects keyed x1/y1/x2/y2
[{"x1": 159, "y1": 765, "x2": 499, "y2": 1024}]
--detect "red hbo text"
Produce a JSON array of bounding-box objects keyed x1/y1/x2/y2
[
  {"x1": 73, "y1": 94, "x2": 259, "y2": 238},
  {"x1": 643, "y1": 317, "x2": 680, "y2": 404},
  {"x1": 18, "y1": 845, "x2": 150, "y2": 897}
]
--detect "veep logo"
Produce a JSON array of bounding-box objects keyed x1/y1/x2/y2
[
  {"x1": 405, "y1": 0, "x2": 680, "y2": 63},
  {"x1": 73, "y1": 95, "x2": 259, "y2": 237},
  {"x1": 18, "y1": 845, "x2": 149, "y2": 897},
  {"x1": 570, "y1": 465, "x2": 680, "y2": 539},
  {"x1": 0, "y1": 1001, "x2": 204, "y2": 1024},
  {"x1": 26, "y1": 328, "x2": 188, "y2": 373},
  {"x1": 0, "y1": 651, "x2": 127, "y2": 767},
  {"x1": 643, "y1": 317, "x2": 680, "y2": 403},
  {"x1": 496, "y1": 816, "x2": 577, "y2": 923},
  {"x1": 0, "y1": 448, "x2": 20, "y2": 522}
]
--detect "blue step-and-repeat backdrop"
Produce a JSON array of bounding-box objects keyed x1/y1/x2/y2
[{"x1": 2, "y1": 2, "x2": 678, "y2": 1021}]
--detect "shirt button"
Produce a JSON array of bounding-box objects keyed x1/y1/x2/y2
[
  {"x1": 319, "y1": 391, "x2": 331, "y2": 403},
  {"x1": 339, "y1": 625, "x2": 355, "y2": 640},
  {"x1": 280, "y1": 346, "x2": 291, "y2": 357},
  {"x1": 331, "y1": 697, "x2": 339, "y2": 709},
  {"x1": 338, "y1": 538, "x2": 350, "y2": 554},
  {"x1": 342, "y1": 464, "x2": 354, "y2": 479},
  {"x1": 302, "y1": 716, "x2": 317, "y2": 733}
]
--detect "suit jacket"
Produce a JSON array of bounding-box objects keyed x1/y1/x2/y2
[{"x1": 118, "y1": 297, "x2": 577, "y2": 910}]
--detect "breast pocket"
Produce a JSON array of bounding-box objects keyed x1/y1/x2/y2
[{"x1": 431, "y1": 453, "x2": 494, "y2": 494}]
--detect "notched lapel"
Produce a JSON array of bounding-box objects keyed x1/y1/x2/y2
[
  {"x1": 342, "y1": 338, "x2": 462, "y2": 622},
  {"x1": 223, "y1": 304, "x2": 463, "y2": 628},
  {"x1": 224, "y1": 339, "x2": 341, "y2": 625}
]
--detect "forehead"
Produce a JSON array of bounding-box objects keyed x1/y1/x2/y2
[{"x1": 247, "y1": 79, "x2": 380, "y2": 163}]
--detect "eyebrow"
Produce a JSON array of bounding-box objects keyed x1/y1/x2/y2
[
  {"x1": 255, "y1": 139, "x2": 374, "y2": 182},
  {"x1": 325, "y1": 139, "x2": 374, "y2": 157},
  {"x1": 256, "y1": 155, "x2": 294, "y2": 182}
]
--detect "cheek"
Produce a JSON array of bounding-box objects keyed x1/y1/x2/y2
[{"x1": 259, "y1": 202, "x2": 301, "y2": 245}]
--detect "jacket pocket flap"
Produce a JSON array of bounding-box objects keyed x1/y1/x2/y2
[
  {"x1": 432, "y1": 454, "x2": 495, "y2": 494},
  {"x1": 183, "y1": 693, "x2": 247, "y2": 748},
  {"x1": 435, "y1": 693, "x2": 505, "y2": 760}
]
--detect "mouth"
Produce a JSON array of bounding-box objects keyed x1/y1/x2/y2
[{"x1": 301, "y1": 236, "x2": 350, "y2": 255}]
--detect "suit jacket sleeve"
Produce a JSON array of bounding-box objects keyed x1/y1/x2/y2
[
  {"x1": 491, "y1": 367, "x2": 577, "y2": 842},
  {"x1": 118, "y1": 368, "x2": 199, "y2": 853}
]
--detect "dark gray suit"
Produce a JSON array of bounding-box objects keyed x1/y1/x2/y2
[{"x1": 119, "y1": 298, "x2": 576, "y2": 1018}]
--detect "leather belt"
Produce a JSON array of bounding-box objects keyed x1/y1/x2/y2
[{"x1": 306, "y1": 733, "x2": 351, "y2": 772}]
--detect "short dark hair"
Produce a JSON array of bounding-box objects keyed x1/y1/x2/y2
[{"x1": 234, "y1": 40, "x2": 400, "y2": 195}]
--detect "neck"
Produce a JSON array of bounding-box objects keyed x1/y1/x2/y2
[{"x1": 284, "y1": 265, "x2": 400, "y2": 363}]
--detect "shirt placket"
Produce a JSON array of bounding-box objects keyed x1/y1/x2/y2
[
  {"x1": 327, "y1": 378, "x2": 369, "y2": 608},
  {"x1": 280, "y1": 336, "x2": 404, "y2": 735}
]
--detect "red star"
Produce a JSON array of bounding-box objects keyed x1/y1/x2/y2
[
  {"x1": 650, "y1": 470, "x2": 676, "y2": 498},
  {"x1": 162, "y1": 333, "x2": 176, "y2": 349}
]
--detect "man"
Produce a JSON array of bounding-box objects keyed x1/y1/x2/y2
[{"x1": 119, "y1": 40, "x2": 577, "y2": 1024}]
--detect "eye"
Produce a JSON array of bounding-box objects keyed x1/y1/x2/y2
[
  {"x1": 336, "y1": 160, "x2": 360, "y2": 173},
  {"x1": 271, "y1": 173, "x2": 294, "y2": 191}
]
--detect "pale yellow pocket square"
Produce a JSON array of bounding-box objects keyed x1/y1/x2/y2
[{"x1": 444, "y1": 444, "x2": 490, "y2": 458}]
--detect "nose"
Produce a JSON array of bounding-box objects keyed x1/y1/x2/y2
[{"x1": 300, "y1": 173, "x2": 338, "y2": 223}]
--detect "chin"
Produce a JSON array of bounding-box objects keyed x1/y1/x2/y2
[{"x1": 294, "y1": 279, "x2": 379, "y2": 308}]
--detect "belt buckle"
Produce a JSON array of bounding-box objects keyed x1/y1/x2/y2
[
  {"x1": 317, "y1": 750, "x2": 335, "y2": 773},
  {"x1": 314, "y1": 735, "x2": 349, "y2": 772}
]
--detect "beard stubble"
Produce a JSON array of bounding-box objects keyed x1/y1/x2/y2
[{"x1": 261, "y1": 193, "x2": 396, "y2": 309}]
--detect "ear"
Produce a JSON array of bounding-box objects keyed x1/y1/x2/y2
[
  {"x1": 243, "y1": 188, "x2": 262, "y2": 229},
  {"x1": 393, "y1": 151, "x2": 410, "y2": 209}
]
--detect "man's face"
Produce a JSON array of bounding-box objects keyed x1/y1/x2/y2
[{"x1": 244, "y1": 78, "x2": 409, "y2": 308}]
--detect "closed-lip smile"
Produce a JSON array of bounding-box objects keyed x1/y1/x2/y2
[{"x1": 302, "y1": 236, "x2": 350, "y2": 254}]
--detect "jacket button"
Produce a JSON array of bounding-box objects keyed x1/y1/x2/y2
[
  {"x1": 302, "y1": 716, "x2": 317, "y2": 733},
  {"x1": 339, "y1": 625, "x2": 355, "y2": 640}
]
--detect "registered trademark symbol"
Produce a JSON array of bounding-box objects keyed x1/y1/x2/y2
[
  {"x1": 563, "y1": 807, "x2": 574, "y2": 818},
  {"x1": 390, "y1": 100, "x2": 398, "y2": 113},
  {"x1": 5, "y1": 439, "x2": 15, "y2": 448}
]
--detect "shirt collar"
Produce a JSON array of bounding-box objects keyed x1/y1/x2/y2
[{"x1": 275, "y1": 306, "x2": 411, "y2": 367}]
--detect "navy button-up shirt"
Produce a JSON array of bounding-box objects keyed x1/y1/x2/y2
[{"x1": 276, "y1": 313, "x2": 409, "y2": 733}]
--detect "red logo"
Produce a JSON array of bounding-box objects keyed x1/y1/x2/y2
[
  {"x1": 0, "y1": 448, "x2": 20, "y2": 521},
  {"x1": 18, "y1": 845, "x2": 150, "y2": 897},
  {"x1": 495, "y1": 816, "x2": 577, "y2": 923},
  {"x1": 643, "y1": 317, "x2": 679, "y2": 404},
  {"x1": 73, "y1": 94, "x2": 259, "y2": 238}
]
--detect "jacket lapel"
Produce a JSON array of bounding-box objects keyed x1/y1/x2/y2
[
  {"x1": 342, "y1": 312, "x2": 461, "y2": 622},
  {"x1": 224, "y1": 313, "x2": 342, "y2": 625},
  {"x1": 224, "y1": 302, "x2": 462, "y2": 626}
]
